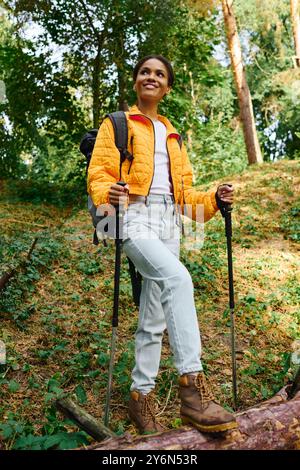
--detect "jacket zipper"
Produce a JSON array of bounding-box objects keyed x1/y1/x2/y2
[
  {"x1": 130, "y1": 113, "x2": 177, "y2": 196},
  {"x1": 166, "y1": 137, "x2": 175, "y2": 198},
  {"x1": 181, "y1": 177, "x2": 185, "y2": 236},
  {"x1": 129, "y1": 112, "x2": 183, "y2": 232},
  {"x1": 147, "y1": 117, "x2": 155, "y2": 195},
  {"x1": 127, "y1": 136, "x2": 134, "y2": 174}
]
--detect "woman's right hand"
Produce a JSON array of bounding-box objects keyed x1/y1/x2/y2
[{"x1": 108, "y1": 183, "x2": 129, "y2": 206}]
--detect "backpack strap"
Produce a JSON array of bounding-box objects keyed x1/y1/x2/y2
[
  {"x1": 107, "y1": 111, "x2": 134, "y2": 180},
  {"x1": 106, "y1": 112, "x2": 141, "y2": 306},
  {"x1": 81, "y1": 113, "x2": 142, "y2": 306}
]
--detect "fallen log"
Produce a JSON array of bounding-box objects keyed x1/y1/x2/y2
[
  {"x1": 1, "y1": 210, "x2": 73, "y2": 295},
  {"x1": 1, "y1": 206, "x2": 75, "y2": 296},
  {"x1": 55, "y1": 398, "x2": 115, "y2": 441},
  {"x1": 83, "y1": 387, "x2": 300, "y2": 450},
  {"x1": 2, "y1": 218, "x2": 48, "y2": 228},
  {"x1": 0, "y1": 237, "x2": 38, "y2": 292}
]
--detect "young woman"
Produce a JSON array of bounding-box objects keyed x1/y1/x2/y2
[{"x1": 88, "y1": 55, "x2": 237, "y2": 434}]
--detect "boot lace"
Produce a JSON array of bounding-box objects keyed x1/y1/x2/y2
[
  {"x1": 141, "y1": 392, "x2": 157, "y2": 422},
  {"x1": 195, "y1": 373, "x2": 214, "y2": 407}
]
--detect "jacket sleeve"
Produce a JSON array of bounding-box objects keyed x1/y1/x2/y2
[
  {"x1": 87, "y1": 118, "x2": 119, "y2": 207},
  {"x1": 181, "y1": 142, "x2": 219, "y2": 223}
]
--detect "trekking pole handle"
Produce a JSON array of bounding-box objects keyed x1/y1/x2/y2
[
  {"x1": 117, "y1": 181, "x2": 127, "y2": 188},
  {"x1": 114, "y1": 182, "x2": 128, "y2": 211},
  {"x1": 115, "y1": 181, "x2": 127, "y2": 207},
  {"x1": 216, "y1": 184, "x2": 233, "y2": 238}
]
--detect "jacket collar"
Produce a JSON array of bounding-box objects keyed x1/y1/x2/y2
[{"x1": 128, "y1": 104, "x2": 180, "y2": 138}]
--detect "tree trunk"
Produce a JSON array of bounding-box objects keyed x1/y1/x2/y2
[
  {"x1": 221, "y1": 0, "x2": 263, "y2": 164},
  {"x1": 115, "y1": 25, "x2": 128, "y2": 112},
  {"x1": 291, "y1": 0, "x2": 300, "y2": 67},
  {"x1": 82, "y1": 387, "x2": 300, "y2": 450},
  {"x1": 117, "y1": 65, "x2": 128, "y2": 112},
  {"x1": 92, "y1": 44, "x2": 102, "y2": 128}
]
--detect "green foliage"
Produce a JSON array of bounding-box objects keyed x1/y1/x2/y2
[
  {"x1": 0, "y1": 0, "x2": 299, "y2": 199},
  {"x1": 0, "y1": 233, "x2": 65, "y2": 328},
  {"x1": 157, "y1": 357, "x2": 178, "y2": 400},
  {"x1": 0, "y1": 413, "x2": 89, "y2": 450},
  {"x1": 0, "y1": 14, "x2": 87, "y2": 184},
  {"x1": 1, "y1": 0, "x2": 250, "y2": 199},
  {"x1": 114, "y1": 341, "x2": 135, "y2": 397},
  {"x1": 191, "y1": 121, "x2": 248, "y2": 184},
  {"x1": 76, "y1": 253, "x2": 104, "y2": 275},
  {"x1": 13, "y1": 431, "x2": 89, "y2": 450},
  {"x1": 233, "y1": 0, "x2": 300, "y2": 160},
  {"x1": 280, "y1": 200, "x2": 300, "y2": 242},
  {"x1": 66, "y1": 352, "x2": 91, "y2": 370},
  {"x1": 74, "y1": 384, "x2": 87, "y2": 405},
  {"x1": 0, "y1": 382, "x2": 92, "y2": 449}
]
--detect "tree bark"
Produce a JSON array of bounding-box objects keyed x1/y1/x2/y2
[
  {"x1": 117, "y1": 64, "x2": 129, "y2": 112},
  {"x1": 82, "y1": 387, "x2": 300, "y2": 450},
  {"x1": 221, "y1": 0, "x2": 263, "y2": 164},
  {"x1": 92, "y1": 44, "x2": 102, "y2": 128},
  {"x1": 291, "y1": 0, "x2": 300, "y2": 67},
  {"x1": 114, "y1": 21, "x2": 128, "y2": 113}
]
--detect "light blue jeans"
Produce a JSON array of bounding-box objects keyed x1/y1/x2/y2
[{"x1": 122, "y1": 194, "x2": 203, "y2": 394}]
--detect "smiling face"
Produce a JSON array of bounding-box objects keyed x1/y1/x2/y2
[{"x1": 134, "y1": 58, "x2": 171, "y2": 104}]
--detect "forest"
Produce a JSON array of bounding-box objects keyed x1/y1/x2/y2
[{"x1": 0, "y1": 0, "x2": 299, "y2": 452}]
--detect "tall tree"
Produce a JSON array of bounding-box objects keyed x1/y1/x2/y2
[
  {"x1": 6, "y1": 0, "x2": 179, "y2": 126},
  {"x1": 233, "y1": 0, "x2": 300, "y2": 160},
  {"x1": 221, "y1": 0, "x2": 263, "y2": 164},
  {"x1": 290, "y1": 0, "x2": 300, "y2": 67}
]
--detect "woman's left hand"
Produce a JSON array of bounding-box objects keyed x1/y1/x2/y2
[{"x1": 217, "y1": 184, "x2": 235, "y2": 205}]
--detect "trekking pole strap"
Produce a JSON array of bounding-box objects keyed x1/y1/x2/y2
[{"x1": 127, "y1": 257, "x2": 142, "y2": 307}]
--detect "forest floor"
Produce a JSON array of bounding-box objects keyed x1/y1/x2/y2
[{"x1": 0, "y1": 160, "x2": 299, "y2": 450}]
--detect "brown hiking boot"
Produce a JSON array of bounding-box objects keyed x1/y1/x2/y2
[
  {"x1": 179, "y1": 372, "x2": 237, "y2": 433},
  {"x1": 128, "y1": 390, "x2": 165, "y2": 434}
]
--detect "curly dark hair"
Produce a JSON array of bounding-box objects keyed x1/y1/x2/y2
[{"x1": 133, "y1": 55, "x2": 174, "y2": 87}]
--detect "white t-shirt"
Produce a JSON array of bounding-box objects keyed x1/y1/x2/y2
[{"x1": 149, "y1": 119, "x2": 173, "y2": 195}]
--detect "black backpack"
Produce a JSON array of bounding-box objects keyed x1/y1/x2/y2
[{"x1": 79, "y1": 111, "x2": 142, "y2": 307}]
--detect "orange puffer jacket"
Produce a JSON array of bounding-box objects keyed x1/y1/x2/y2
[{"x1": 88, "y1": 104, "x2": 219, "y2": 222}]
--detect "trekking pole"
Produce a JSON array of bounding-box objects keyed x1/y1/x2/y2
[
  {"x1": 104, "y1": 181, "x2": 127, "y2": 427},
  {"x1": 220, "y1": 198, "x2": 238, "y2": 410}
]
